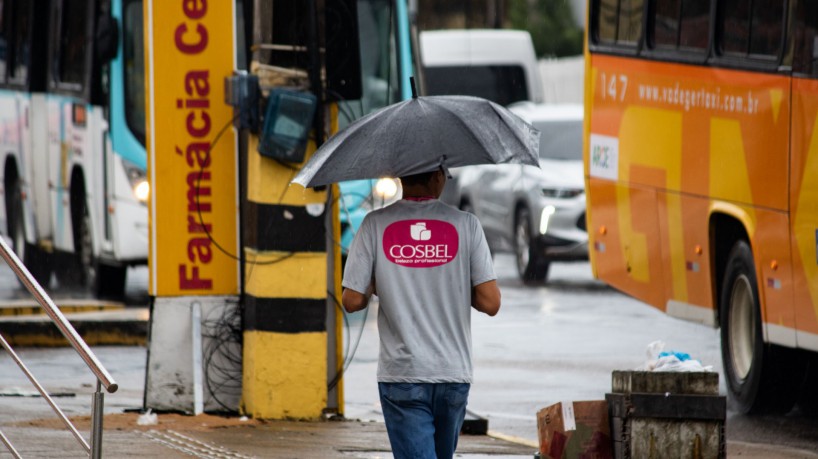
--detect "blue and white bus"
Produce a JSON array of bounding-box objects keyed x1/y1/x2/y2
[{"x1": 0, "y1": 0, "x2": 148, "y2": 297}]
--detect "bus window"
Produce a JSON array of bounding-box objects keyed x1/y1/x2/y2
[
  {"x1": 123, "y1": 0, "x2": 145, "y2": 145},
  {"x1": 718, "y1": 0, "x2": 783, "y2": 58},
  {"x1": 791, "y1": 1, "x2": 818, "y2": 77},
  {"x1": 619, "y1": 0, "x2": 644, "y2": 44},
  {"x1": 0, "y1": 1, "x2": 7, "y2": 82},
  {"x1": 9, "y1": 1, "x2": 32, "y2": 84},
  {"x1": 650, "y1": 0, "x2": 709, "y2": 52},
  {"x1": 595, "y1": 0, "x2": 644, "y2": 46},
  {"x1": 58, "y1": 0, "x2": 89, "y2": 88}
]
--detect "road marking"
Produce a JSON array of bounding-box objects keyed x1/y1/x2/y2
[{"x1": 144, "y1": 429, "x2": 254, "y2": 458}]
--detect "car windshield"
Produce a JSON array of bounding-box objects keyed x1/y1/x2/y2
[{"x1": 536, "y1": 121, "x2": 582, "y2": 160}]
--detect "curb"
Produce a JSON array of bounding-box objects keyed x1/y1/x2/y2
[{"x1": 0, "y1": 308, "x2": 149, "y2": 346}]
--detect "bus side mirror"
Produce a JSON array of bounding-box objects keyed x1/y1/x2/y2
[{"x1": 95, "y1": 15, "x2": 119, "y2": 63}]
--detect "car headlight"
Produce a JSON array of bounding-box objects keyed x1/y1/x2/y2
[
  {"x1": 539, "y1": 205, "x2": 556, "y2": 235},
  {"x1": 541, "y1": 187, "x2": 583, "y2": 199},
  {"x1": 123, "y1": 159, "x2": 149, "y2": 203}
]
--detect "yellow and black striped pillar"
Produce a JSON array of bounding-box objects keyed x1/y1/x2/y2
[{"x1": 241, "y1": 131, "x2": 329, "y2": 419}]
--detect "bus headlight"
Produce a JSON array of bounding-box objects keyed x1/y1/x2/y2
[
  {"x1": 134, "y1": 180, "x2": 150, "y2": 202},
  {"x1": 123, "y1": 159, "x2": 149, "y2": 203},
  {"x1": 374, "y1": 178, "x2": 399, "y2": 200}
]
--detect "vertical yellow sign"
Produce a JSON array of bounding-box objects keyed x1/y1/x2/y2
[{"x1": 145, "y1": 0, "x2": 239, "y2": 296}]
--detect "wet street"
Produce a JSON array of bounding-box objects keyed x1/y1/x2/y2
[
  {"x1": 343, "y1": 255, "x2": 723, "y2": 436},
  {"x1": 1, "y1": 255, "x2": 817, "y2": 455},
  {"x1": 344, "y1": 254, "x2": 818, "y2": 454}
]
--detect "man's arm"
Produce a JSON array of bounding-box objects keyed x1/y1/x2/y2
[
  {"x1": 472, "y1": 280, "x2": 500, "y2": 316},
  {"x1": 342, "y1": 281, "x2": 375, "y2": 313}
]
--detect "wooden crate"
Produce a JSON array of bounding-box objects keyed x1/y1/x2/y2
[{"x1": 607, "y1": 371, "x2": 726, "y2": 459}]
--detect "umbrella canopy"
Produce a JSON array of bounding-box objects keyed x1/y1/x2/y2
[{"x1": 291, "y1": 94, "x2": 540, "y2": 188}]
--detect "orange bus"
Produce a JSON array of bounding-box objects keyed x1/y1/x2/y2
[{"x1": 584, "y1": 0, "x2": 818, "y2": 414}]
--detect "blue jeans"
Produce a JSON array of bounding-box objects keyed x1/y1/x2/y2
[{"x1": 378, "y1": 382, "x2": 470, "y2": 459}]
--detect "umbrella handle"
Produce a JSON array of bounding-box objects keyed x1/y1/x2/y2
[{"x1": 439, "y1": 155, "x2": 452, "y2": 179}]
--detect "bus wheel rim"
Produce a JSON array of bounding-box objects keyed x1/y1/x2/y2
[{"x1": 729, "y1": 274, "x2": 755, "y2": 381}]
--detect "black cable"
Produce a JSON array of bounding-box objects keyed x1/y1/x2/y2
[
  {"x1": 200, "y1": 298, "x2": 243, "y2": 412},
  {"x1": 191, "y1": 108, "x2": 300, "y2": 267},
  {"x1": 327, "y1": 292, "x2": 351, "y2": 391},
  {"x1": 325, "y1": 88, "x2": 361, "y2": 126},
  {"x1": 192, "y1": 111, "x2": 243, "y2": 263},
  {"x1": 327, "y1": 288, "x2": 370, "y2": 392}
]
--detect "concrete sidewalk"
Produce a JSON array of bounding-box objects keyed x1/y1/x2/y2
[
  {"x1": 4, "y1": 411, "x2": 537, "y2": 458},
  {"x1": 2, "y1": 410, "x2": 817, "y2": 458}
]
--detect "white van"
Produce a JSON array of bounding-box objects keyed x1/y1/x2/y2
[{"x1": 419, "y1": 29, "x2": 544, "y2": 105}]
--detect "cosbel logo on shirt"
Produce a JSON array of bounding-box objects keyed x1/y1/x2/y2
[{"x1": 383, "y1": 220, "x2": 459, "y2": 267}]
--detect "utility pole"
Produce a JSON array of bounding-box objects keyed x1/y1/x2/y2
[{"x1": 240, "y1": 0, "x2": 339, "y2": 419}]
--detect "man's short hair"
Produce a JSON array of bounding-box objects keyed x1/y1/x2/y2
[{"x1": 399, "y1": 170, "x2": 436, "y2": 187}]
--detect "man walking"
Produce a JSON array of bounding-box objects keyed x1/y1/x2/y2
[{"x1": 342, "y1": 168, "x2": 501, "y2": 459}]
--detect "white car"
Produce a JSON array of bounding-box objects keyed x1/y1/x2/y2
[{"x1": 452, "y1": 103, "x2": 588, "y2": 283}]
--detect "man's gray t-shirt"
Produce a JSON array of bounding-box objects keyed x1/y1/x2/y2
[{"x1": 342, "y1": 199, "x2": 496, "y2": 383}]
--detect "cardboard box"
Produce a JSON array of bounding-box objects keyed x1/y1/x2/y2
[{"x1": 537, "y1": 400, "x2": 612, "y2": 459}]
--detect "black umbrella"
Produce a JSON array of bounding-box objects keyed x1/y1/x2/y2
[{"x1": 292, "y1": 82, "x2": 540, "y2": 188}]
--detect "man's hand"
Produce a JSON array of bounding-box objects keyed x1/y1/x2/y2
[{"x1": 472, "y1": 280, "x2": 500, "y2": 316}]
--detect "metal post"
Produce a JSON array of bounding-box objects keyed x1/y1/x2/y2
[
  {"x1": 90, "y1": 380, "x2": 105, "y2": 459},
  {"x1": 192, "y1": 301, "x2": 204, "y2": 415},
  {"x1": 0, "y1": 429, "x2": 22, "y2": 459}
]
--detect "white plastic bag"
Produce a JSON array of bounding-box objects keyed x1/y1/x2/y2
[
  {"x1": 137, "y1": 409, "x2": 158, "y2": 426},
  {"x1": 639, "y1": 340, "x2": 713, "y2": 372}
]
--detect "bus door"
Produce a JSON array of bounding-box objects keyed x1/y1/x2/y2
[
  {"x1": 47, "y1": 0, "x2": 99, "y2": 257},
  {"x1": 47, "y1": 0, "x2": 135, "y2": 296},
  {"x1": 789, "y1": 6, "x2": 818, "y2": 348}
]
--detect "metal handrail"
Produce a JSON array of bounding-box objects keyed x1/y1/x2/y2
[
  {"x1": 0, "y1": 237, "x2": 117, "y2": 392},
  {"x1": 0, "y1": 332, "x2": 91, "y2": 453},
  {"x1": 0, "y1": 236, "x2": 118, "y2": 458}
]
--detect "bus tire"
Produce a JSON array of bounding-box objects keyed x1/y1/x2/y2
[
  {"x1": 65, "y1": 184, "x2": 128, "y2": 299},
  {"x1": 796, "y1": 352, "x2": 818, "y2": 415},
  {"x1": 514, "y1": 207, "x2": 549, "y2": 284},
  {"x1": 74, "y1": 195, "x2": 97, "y2": 289},
  {"x1": 97, "y1": 262, "x2": 127, "y2": 299},
  {"x1": 720, "y1": 240, "x2": 800, "y2": 414},
  {"x1": 8, "y1": 183, "x2": 51, "y2": 287}
]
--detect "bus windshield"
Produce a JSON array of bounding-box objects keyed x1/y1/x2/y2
[{"x1": 337, "y1": 0, "x2": 402, "y2": 127}]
